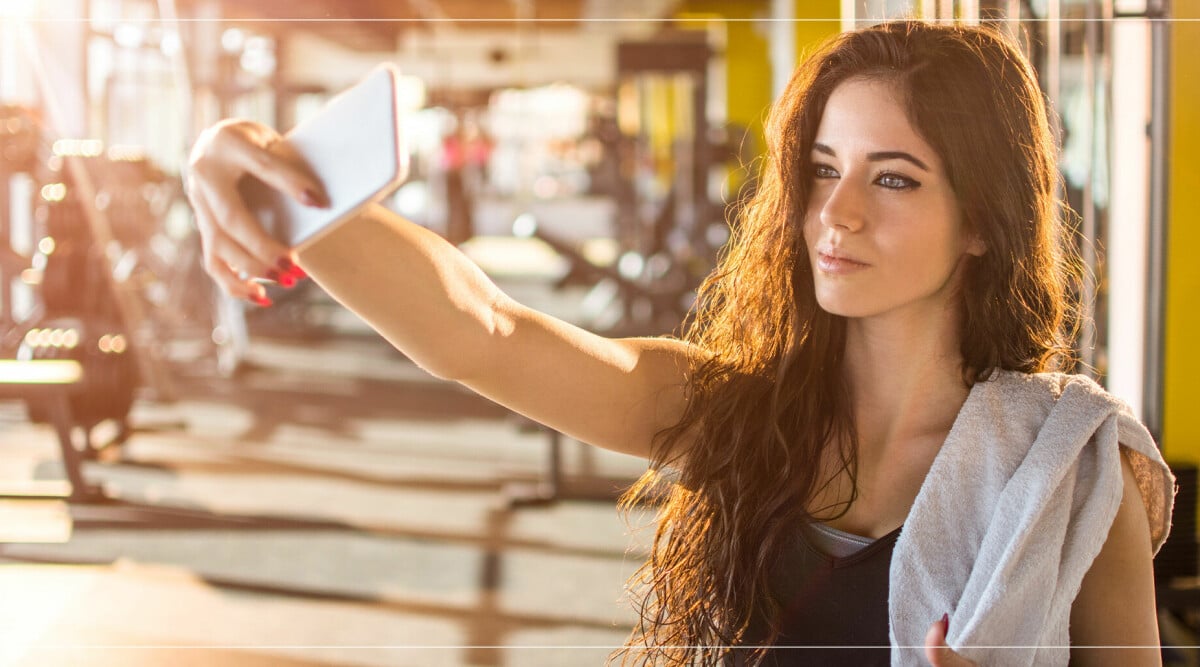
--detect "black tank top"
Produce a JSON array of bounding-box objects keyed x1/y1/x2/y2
[{"x1": 730, "y1": 523, "x2": 900, "y2": 666}]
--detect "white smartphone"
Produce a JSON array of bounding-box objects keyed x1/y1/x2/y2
[{"x1": 237, "y1": 63, "x2": 409, "y2": 250}]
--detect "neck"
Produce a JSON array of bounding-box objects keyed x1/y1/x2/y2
[{"x1": 841, "y1": 303, "x2": 971, "y2": 447}]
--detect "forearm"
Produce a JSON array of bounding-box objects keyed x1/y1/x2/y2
[
  {"x1": 293, "y1": 203, "x2": 696, "y2": 457},
  {"x1": 295, "y1": 203, "x2": 503, "y2": 380}
]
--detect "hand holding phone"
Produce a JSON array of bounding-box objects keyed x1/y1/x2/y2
[{"x1": 237, "y1": 64, "x2": 409, "y2": 250}]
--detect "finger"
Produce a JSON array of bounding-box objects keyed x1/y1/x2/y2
[
  {"x1": 195, "y1": 175, "x2": 293, "y2": 277},
  {"x1": 189, "y1": 123, "x2": 292, "y2": 268},
  {"x1": 188, "y1": 120, "x2": 312, "y2": 277},
  {"x1": 206, "y1": 253, "x2": 271, "y2": 307},
  {"x1": 216, "y1": 122, "x2": 329, "y2": 208},
  {"x1": 924, "y1": 615, "x2": 974, "y2": 667},
  {"x1": 208, "y1": 225, "x2": 280, "y2": 286},
  {"x1": 196, "y1": 205, "x2": 263, "y2": 300},
  {"x1": 192, "y1": 192, "x2": 270, "y2": 303}
]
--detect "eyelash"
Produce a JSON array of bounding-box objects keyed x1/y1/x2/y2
[{"x1": 812, "y1": 163, "x2": 921, "y2": 191}]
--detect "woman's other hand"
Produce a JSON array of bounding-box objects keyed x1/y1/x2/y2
[
  {"x1": 925, "y1": 614, "x2": 977, "y2": 666},
  {"x1": 185, "y1": 119, "x2": 325, "y2": 305}
]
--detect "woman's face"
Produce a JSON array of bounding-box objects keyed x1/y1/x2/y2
[{"x1": 802, "y1": 77, "x2": 984, "y2": 322}]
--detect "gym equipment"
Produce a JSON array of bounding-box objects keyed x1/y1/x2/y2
[
  {"x1": 0, "y1": 104, "x2": 40, "y2": 174},
  {"x1": 0, "y1": 118, "x2": 171, "y2": 493},
  {"x1": 502, "y1": 36, "x2": 737, "y2": 505},
  {"x1": 513, "y1": 36, "x2": 737, "y2": 339},
  {"x1": 513, "y1": 192, "x2": 702, "y2": 337},
  {"x1": 502, "y1": 412, "x2": 653, "y2": 509},
  {"x1": 18, "y1": 318, "x2": 137, "y2": 443},
  {"x1": 35, "y1": 156, "x2": 121, "y2": 321},
  {"x1": 0, "y1": 357, "x2": 103, "y2": 501},
  {"x1": 93, "y1": 152, "x2": 177, "y2": 248},
  {"x1": 0, "y1": 104, "x2": 41, "y2": 326}
]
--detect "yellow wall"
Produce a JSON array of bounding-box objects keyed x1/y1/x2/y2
[
  {"x1": 676, "y1": 0, "x2": 772, "y2": 152},
  {"x1": 794, "y1": 1, "x2": 841, "y2": 67},
  {"x1": 1164, "y1": 6, "x2": 1200, "y2": 462},
  {"x1": 676, "y1": 0, "x2": 840, "y2": 154}
]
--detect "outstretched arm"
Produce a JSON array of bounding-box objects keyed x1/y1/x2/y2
[
  {"x1": 297, "y1": 203, "x2": 694, "y2": 458},
  {"x1": 187, "y1": 120, "x2": 696, "y2": 460}
]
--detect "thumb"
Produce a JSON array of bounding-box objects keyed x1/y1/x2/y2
[{"x1": 924, "y1": 614, "x2": 975, "y2": 666}]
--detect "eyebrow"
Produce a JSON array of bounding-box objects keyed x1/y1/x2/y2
[{"x1": 812, "y1": 142, "x2": 930, "y2": 172}]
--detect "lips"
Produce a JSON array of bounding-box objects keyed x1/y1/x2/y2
[{"x1": 815, "y1": 246, "x2": 870, "y2": 274}]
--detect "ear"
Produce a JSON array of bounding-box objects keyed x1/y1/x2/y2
[{"x1": 965, "y1": 232, "x2": 987, "y2": 257}]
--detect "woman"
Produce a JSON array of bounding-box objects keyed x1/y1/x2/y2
[{"x1": 186, "y1": 21, "x2": 1172, "y2": 667}]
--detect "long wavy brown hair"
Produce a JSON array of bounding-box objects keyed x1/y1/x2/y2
[{"x1": 614, "y1": 20, "x2": 1083, "y2": 666}]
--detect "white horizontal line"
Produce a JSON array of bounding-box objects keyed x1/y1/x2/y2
[
  {"x1": 21, "y1": 644, "x2": 1184, "y2": 649},
  {"x1": 13, "y1": 18, "x2": 1199, "y2": 23}
]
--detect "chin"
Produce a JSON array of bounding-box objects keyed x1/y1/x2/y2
[{"x1": 814, "y1": 294, "x2": 877, "y2": 319}]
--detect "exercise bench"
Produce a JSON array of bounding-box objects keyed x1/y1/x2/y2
[
  {"x1": 0, "y1": 360, "x2": 363, "y2": 532},
  {"x1": 0, "y1": 358, "x2": 106, "y2": 502}
]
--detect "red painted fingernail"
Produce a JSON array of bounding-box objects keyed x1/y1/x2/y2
[
  {"x1": 941, "y1": 613, "x2": 949, "y2": 636},
  {"x1": 301, "y1": 189, "x2": 326, "y2": 208},
  {"x1": 277, "y1": 258, "x2": 295, "y2": 273},
  {"x1": 290, "y1": 265, "x2": 308, "y2": 280},
  {"x1": 266, "y1": 269, "x2": 281, "y2": 283},
  {"x1": 252, "y1": 294, "x2": 272, "y2": 307},
  {"x1": 280, "y1": 273, "x2": 295, "y2": 288}
]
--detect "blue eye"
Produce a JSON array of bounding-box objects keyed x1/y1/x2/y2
[
  {"x1": 813, "y1": 164, "x2": 839, "y2": 179},
  {"x1": 877, "y1": 173, "x2": 919, "y2": 190}
]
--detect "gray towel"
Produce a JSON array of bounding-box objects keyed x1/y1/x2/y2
[{"x1": 888, "y1": 370, "x2": 1174, "y2": 666}]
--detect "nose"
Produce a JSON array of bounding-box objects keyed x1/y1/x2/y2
[{"x1": 817, "y1": 177, "x2": 866, "y2": 232}]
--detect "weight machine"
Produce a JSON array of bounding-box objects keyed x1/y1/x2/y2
[
  {"x1": 505, "y1": 34, "x2": 743, "y2": 505},
  {"x1": 0, "y1": 19, "x2": 229, "y2": 502},
  {"x1": 517, "y1": 35, "x2": 737, "y2": 339},
  {"x1": 0, "y1": 103, "x2": 140, "y2": 499}
]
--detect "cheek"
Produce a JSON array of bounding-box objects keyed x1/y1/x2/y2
[
  {"x1": 801, "y1": 197, "x2": 825, "y2": 246},
  {"x1": 804, "y1": 187, "x2": 828, "y2": 223},
  {"x1": 899, "y1": 195, "x2": 965, "y2": 254},
  {"x1": 880, "y1": 224, "x2": 967, "y2": 287},
  {"x1": 801, "y1": 214, "x2": 815, "y2": 247},
  {"x1": 871, "y1": 202, "x2": 956, "y2": 261}
]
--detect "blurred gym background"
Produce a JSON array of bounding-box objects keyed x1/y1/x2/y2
[{"x1": 0, "y1": 0, "x2": 1198, "y2": 665}]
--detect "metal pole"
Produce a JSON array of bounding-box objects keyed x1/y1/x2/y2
[
  {"x1": 1078, "y1": 0, "x2": 1100, "y2": 377},
  {"x1": 1143, "y1": 0, "x2": 1169, "y2": 441}
]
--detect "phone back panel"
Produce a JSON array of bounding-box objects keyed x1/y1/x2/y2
[{"x1": 239, "y1": 64, "x2": 408, "y2": 249}]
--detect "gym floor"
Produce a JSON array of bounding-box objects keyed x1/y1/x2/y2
[{"x1": 0, "y1": 262, "x2": 655, "y2": 667}]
